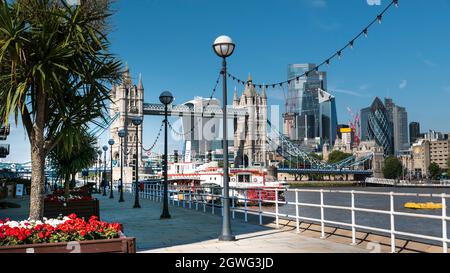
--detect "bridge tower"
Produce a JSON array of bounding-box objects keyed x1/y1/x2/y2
[
  {"x1": 109, "y1": 65, "x2": 144, "y2": 186},
  {"x1": 233, "y1": 74, "x2": 268, "y2": 167}
]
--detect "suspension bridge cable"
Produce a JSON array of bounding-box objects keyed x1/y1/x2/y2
[{"x1": 226, "y1": 0, "x2": 399, "y2": 89}]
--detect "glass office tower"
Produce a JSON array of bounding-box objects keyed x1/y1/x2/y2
[
  {"x1": 285, "y1": 64, "x2": 336, "y2": 145},
  {"x1": 367, "y1": 97, "x2": 394, "y2": 155}
]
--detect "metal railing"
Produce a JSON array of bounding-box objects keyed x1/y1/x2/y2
[
  {"x1": 130, "y1": 182, "x2": 450, "y2": 253},
  {"x1": 366, "y1": 177, "x2": 450, "y2": 187}
]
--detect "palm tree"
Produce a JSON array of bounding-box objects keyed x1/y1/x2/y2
[
  {"x1": 0, "y1": 0, "x2": 121, "y2": 219},
  {"x1": 48, "y1": 130, "x2": 98, "y2": 198}
]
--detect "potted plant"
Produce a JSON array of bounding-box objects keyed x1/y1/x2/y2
[{"x1": 0, "y1": 214, "x2": 135, "y2": 253}]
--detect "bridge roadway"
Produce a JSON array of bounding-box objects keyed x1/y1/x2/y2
[
  {"x1": 1, "y1": 194, "x2": 366, "y2": 253},
  {"x1": 143, "y1": 103, "x2": 248, "y2": 118},
  {"x1": 278, "y1": 168, "x2": 373, "y2": 176}
]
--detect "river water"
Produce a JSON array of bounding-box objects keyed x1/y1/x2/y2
[{"x1": 268, "y1": 186, "x2": 450, "y2": 245}]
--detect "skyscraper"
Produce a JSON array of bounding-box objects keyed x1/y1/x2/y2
[
  {"x1": 360, "y1": 107, "x2": 371, "y2": 141},
  {"x1": 284, "y1": 64, "x2": 337, "y2": 146},
  {"x1": 409, "y1": 122, "x2": 421, "y2": 144},
  {"x1": 367, "y1": 97, "x2": 394, "y2": 155},
  {"x1": 384, "y1": 98, "x2": 409, "y2": 155}
]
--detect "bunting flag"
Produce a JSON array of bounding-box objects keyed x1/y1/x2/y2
[{"x1": 226, "y1": 0, "x2": 399, "y2": 90}]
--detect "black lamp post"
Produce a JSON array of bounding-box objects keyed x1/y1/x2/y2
[
  {"x1": 108, "y1": 139, "x2": 117, "y2": 202},
  {"x1": 213, "y1": 35, "x2": 235, "y2": 241},
  {"x1": 103, "y1": 145, "x2": 112, "y2": 199},
  {"x1": 159, "y1": 91, "x2": 174, "y2": 219},
  {"x1": 102, "y1": 145, "x2": 108, "y2": 196},
  {"x1": 118, "y1": 130, "x2": 126, "y2": 203},
  {"x1": 97, "y1": 150, "x2": 102, "y2": 193},
  {"x1": 131, "y1": 117, "x2": 143, "y2": 209}
]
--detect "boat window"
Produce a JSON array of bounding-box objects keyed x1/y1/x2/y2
[{"x1": 237, "y1": 174, "x2": 251, "y2": 183}]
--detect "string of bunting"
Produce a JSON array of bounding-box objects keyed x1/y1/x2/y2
[
  {"x1": 226, "y1": 0, "x2": 399, "y2": 90},
  {"x1": 168, "y1": 71, "x2": 222, "y2": 137},
  {"x1": 141, "y1": 122, "x2": 164, "y2": 152}
]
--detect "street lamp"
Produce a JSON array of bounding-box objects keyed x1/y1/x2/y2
[
  {"x1": 97, "y1": 150, "x2": 102, "y2": 194},
  {"x1": 131, "y1": 117, "x2": 143, "y2": 209},
  {"x1": 213, "y1": 35, "x2": 235, "y2": 241},
  {"x1": 159, "y1": 91, "x2": 174, "y2": 219},
  {"x1": 102, "y1": 145, "x2": 108, "y2": 196},
  {"x1": 108, "y1": 139, "x2": 115, "y2": 199},
  {"x1": 118, "y1": 130, "x2": 126, "y2": 203},
  {"x1": 108, "y1": 139, "x2": 118, "y2": 202},
  {"x1": 103, "y1": 145, "x2": 112, "y2": 199}
]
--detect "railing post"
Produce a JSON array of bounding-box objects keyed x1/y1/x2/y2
[
  {"x1": 351, "y1": 190, "x2": 356, "y2": 245},
  {"x1": 244, "y1": 190, "x2": 248, "y2": 223},
  {"x1": 320, "y1": 189, "x2": 325, "y2": 239},
  {"x1": 195, "y1": 189, "x2": 199, "y2": 211},
  {"x1": 442, "y1": 194, "x2": 448, "y2": 253},
  {"x1": 390, "y1": 192, "x2": 396, "y2": 253},
  {"x1": 232, "y1": 189, "x2": 235, "y2": 220},
  {"x1": 275, "y1": 188, "x2": 279, "y2": 229},
  {"x1": 189, "y1": 190, "x2": 192, "y2": 209},
  {"x1": 259, "y1": 189, "x2": 263, "y2": 225},
  {"x1": 221, "y1": 187, "x2": 224, "y2": 217},
  {"x1": 295, "y1": 189, "x2": 299, "y2": 233},
  {"x1": 203, "y1": 188, "x2": 206, "y2": 213},
  {"x1": 211, "y1": 186, "x2": 215, "y2": 215}
]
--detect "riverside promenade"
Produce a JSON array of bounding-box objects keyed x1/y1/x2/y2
[{"x1": 0, "y1": 194, "x2": 366, "y2": 253}]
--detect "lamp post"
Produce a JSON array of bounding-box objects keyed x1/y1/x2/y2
[
  {"x1": 118, "y1": 130, "x2": 126, "y2": 203},
  {"x1": 159, "y1": 91, "x2": 174, "y2": 219},
  {"x1": 103, "y1": 145, "x2": 112, "y2": 199},
  {"x1": 131, "y1": 117, "x2": 143, "y2": 209},
  {"x1": 108, "y1": 139, "x2": 117, "y2": 202},
  {"x1": 102, "y1": 145, "x2": 108, "y2": 196},
  {"x1": 213, "y1": 35, "x2": 235, "y2": 241},
  {"x1": 97, "y1": 150, "x2": 102, "y2": 193}
]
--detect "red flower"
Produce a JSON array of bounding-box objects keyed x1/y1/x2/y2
[
  {"x1": 38, "y1": 232, "x2": 44, "y2": 239},
  {"x1": 68, "y1": 213, "x2": 77, "y2": 220}
]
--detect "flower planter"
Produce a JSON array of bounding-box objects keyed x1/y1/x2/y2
[
  {"x1": 0, "y1": 237, "x2": 136, "y2": 253},
  {"x1": 44, "y1": 199, "x2": 99, "y2": 220}
]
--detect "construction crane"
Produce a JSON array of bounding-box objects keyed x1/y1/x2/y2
[{"x1": 347, "y1": 107, "x2": 361, "y2": 147}]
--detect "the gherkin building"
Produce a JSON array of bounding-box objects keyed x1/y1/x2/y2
[{"x1": 367, "y1": 97, "x2": 394, "y2": 155}]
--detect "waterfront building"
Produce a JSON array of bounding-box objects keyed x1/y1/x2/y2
[
  {"x1": 409, "y1": 122, "x2": 421, "y2": 144},
  {"x1": 411, "y1": 138, "x2": 450, "y2": 178}
]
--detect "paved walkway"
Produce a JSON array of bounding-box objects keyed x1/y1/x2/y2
[{"x1": 0, "y1": 194, "x2": 367, "y2": 253}]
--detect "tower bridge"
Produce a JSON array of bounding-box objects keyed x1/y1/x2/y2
[{"x1": 106, "y1": 67, "x2": 377, "y2": 186}]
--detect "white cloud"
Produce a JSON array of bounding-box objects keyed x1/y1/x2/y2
[
  {"x1": 332, "y1": 88, "x2": 368, "y2": 98},
  {"x1": 399, "y1": 80, "x2": 408, "y2": 89},
  {"x1": 303, "y1": 0, "x2": 327, "y2": 8},
  {"x1": 418, "y1": 52, "x2": 438, "y2": 68}
]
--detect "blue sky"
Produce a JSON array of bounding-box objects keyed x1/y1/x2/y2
[{"x1": 3, "y1": 0, "x2": 450, "y2": 163}]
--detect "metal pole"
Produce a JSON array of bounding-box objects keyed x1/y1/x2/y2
[
  {"x1": 102, "y1": 152, "x2": 106, "y2": 196},
  {"x1": 110, "y1": 145, "x2": 115, "y2": 201},
  {"x1": 110, "y1": 142, "x2": 114, "y2": 199},
  {"x1": 134, "y1": 124, "x2": 141, "y2": 208},
  {"x1": 219, "y1": 58, "x2": 235, "y2": 241},
  {"x1": 108, "y1": 147, "x2": 113, "y2": 198},
  {"x1": 161, "y1": 104, "x2": 171, "y2": 218},
  {"x1": 119, "y1": 137, "x2": 124, "y2": 202}
]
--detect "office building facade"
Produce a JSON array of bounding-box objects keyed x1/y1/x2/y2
[
  {"x1": 409, "y1": 122, "x2": 421, "y2": 144},
  {"x1": 284, "y1": 64, "x2": 337, "y2": 146}
]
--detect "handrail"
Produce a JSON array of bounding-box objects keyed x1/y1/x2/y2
[{"x1": 129, "y1": 183, "x2": 450, "y2": 253}]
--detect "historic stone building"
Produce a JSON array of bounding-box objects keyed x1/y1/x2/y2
[
  {"x1": 233, "y1": 75, "x2": 268, "y2": 167},
  {"x1": 109, "y1": 65, "x2": 144, "y2": 186}
]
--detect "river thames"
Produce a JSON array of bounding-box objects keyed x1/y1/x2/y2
[{"x1": 269, "y1": 186, "x2": 450, "y2": 244}]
